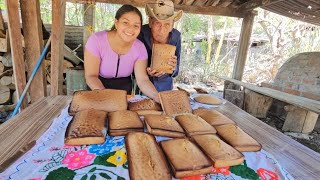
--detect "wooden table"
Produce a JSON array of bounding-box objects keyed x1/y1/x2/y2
[{"x1": 0, "y1": 96, "x2": 319, "y2": 179}]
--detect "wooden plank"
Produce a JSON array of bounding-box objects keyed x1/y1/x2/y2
[
  {"x1": 51, "y1": 0, "x2": 66, "y2": 96},
  {"x1": 5, "y1": 0, "x2": 28, "y2": 110},
  {"x1": 302, "y1": 111, "x2": 319, "y2": 134},
  {"x1": 0, "y1": 96, "x2": 71, "y2": 167},
  {"x1": 68, "y1": 0, "x2": 248, "y2": 18},
  {"x1": 20, "y1": 0, "x2": 46, "y2": 103},
  {"x1": 83, "y1": 3, "x2": 95, "y2": 46},
  {"x1": 216, "y1": 102, "x2": 320, "y2": 179},
  {"x1": 238, "y1": 0, "x2": 284, "y2": 11},
  {"x1": 232, "y1": 12, "x2": 255, "y2": 80},
  {"x1": 244, "y1": 88, "x2": 273, "y2": 118},
  {"x1": 220, "y1": 76, "x2": 320, "y2": 114},
  {"x1": 283, "y1": 105, "x2": 307, "y2": 132}
]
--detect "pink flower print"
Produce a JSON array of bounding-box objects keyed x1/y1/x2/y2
[
  {"x1": 28, "y1": 178, "x2": 41, "y2": 180},
  {"x1": 62, "y1": 149, "x2": 95, "y2": 169}
]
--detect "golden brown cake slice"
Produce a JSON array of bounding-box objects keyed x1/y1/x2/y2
[
  {"x1": 194, "y1": 95, "x2": 222, "y2": 105},
  {"x1": 151, "y1": 43, "x2": 176, "y2": 74},
  {"x1": 65, "y1": 109, "x2": 107, "y2": 145},
  {"x1": 128, "y1": 99, "x2": 162, "y2": 115},
  {"x1": 68, "y1": 89, "x2": 127, "y2": 115},
  {"x1": 108, "y1": 110, "x2": 143, "y2": 136},
  {"x1": 144, "y1": 114, "x2": 185, "y2": 138},
  {"x1": 175, "y1": 113, "x2": 217, "y2": 136},
  {"x1": 159, "y1": 90, "x2": 192, "y2": 116},
  {"x1": 125, "y1": 132, "x2": 171, "y2": 180},
  {"x1": 215, "y1": 124, "x2": 262, "y2": 152},
  {"x1": 160, "y1": 138, "x2": 212, "y2": 178},
  {"x1": 192, "y1": 134, "x2": 244, "y2": 167},
  {"x1": 193, "y1": 108, "x2": 235, "y2": 126}
]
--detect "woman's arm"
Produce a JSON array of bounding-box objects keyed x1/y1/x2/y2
[
  {"x1": 134, "y1": 60, "x2": 160, "y2": 102},
  {"x1": 84, "y1": 49, "x2": 105, "y2": 90}
]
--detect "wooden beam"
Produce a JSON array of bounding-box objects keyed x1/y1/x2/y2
[
  {"x1": 83, "y1": 3, "x2": 95, "y2": 46},
  {"x1": 20, "y1": 0, "x2": 46, "y2": 103},
  {"x1": 51, "y1": 0, "x2": 66, "y2": 96},
  {"x1": 5, "y1": 0, "x2": 28, "y2": 110},
  {"x1": 238, "y1": 0, "x2": 284, "y2": 12},
  {"x1": 68, "y1": 0, "x2": 248, "y2": 18},
  {"x1": 220, "y1": 76, "x2": 320, "y2": 114},
  {"x1": 232, "y1": 12, "x2": 255, "y2": 80}
]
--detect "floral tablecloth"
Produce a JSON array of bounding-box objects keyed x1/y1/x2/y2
[{"x1": 1, "y1": 96, "x2": 294, "y2": 180}]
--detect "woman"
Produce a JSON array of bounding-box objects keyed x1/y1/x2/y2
[{"x1": 84, "y1": 5, "x2": 159, "y2": 102}]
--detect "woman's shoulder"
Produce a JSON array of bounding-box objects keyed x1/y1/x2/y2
[{"x1": 90, "y1": 30, "x2": 107, "y2": 39}]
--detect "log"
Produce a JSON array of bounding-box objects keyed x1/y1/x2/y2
[
  {"x1": 0, "y1": 104, "x2": 15, "y2": 112},
  {"x1": 0, "y1": 85, "x2": 10, "y2": 104},
  {"x1": 0, "y1": 52, "x2": 13, "y2": 67},
  {"x1": 0, "y1": 62, "x2": 4, "y2": 74},
  {"x1": 65, "y1": 68, "x2": 87, "y2": 95},
  {"x1": 45, "y1": 59, "x2": 74, "y2": 84},
  {"x1": 224, "y1": 89, "x2": 244, "y2": 109},
  {"x1": 244, "y1": 89, "x2": 273, "y2": 118},
  {"x1": 0, "y1": 69, "x2": 13, "y2": 79},
  {"x1": 12, "y1": 90, "x2": 31, "y2": 104},
  {"x1": 283, "y1": 105, "x2": 319, "y2": 134},
  {"x1": 0, "y1": 76, "x2": 12, "y2": 86},
  {"x1": 0, "y1": 30, "x2": 9, "y2": 52}
]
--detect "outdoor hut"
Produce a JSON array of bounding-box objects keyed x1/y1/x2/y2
[{"x1": 1, "y1": 0, "x2": 320, "y2": 179}]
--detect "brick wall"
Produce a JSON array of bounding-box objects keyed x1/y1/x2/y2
[{"x1": 262, "y1": 52, "x2": 320, "y2": 132}]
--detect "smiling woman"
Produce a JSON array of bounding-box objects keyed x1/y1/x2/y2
[{"x1": 84, "y1": 4, "x2": 160, "y2": 102}]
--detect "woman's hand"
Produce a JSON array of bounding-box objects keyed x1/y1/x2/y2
[{"x1": 147, "y1": 68, "x2": 165, "y2": 77}]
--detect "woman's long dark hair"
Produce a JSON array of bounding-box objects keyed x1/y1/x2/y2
[{"x1": 110, "y1": 5, "x2": 143, "y2": 31}]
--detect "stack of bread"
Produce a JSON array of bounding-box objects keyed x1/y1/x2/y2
[{"x1": 64, "y1": 88, "x2": 262, "y2": 179}]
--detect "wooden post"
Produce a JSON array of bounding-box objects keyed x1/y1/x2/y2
[
  {"x1": 232, "y1": 12, "x2": 255, "y2": 81},
  {"x1": 0, "y1": 8, "x2": 4, "y2": 31},
  {"x1": 5, "y1": 0, "x2": 28, "y2": 110},
  {"x1": 244, "y1": 89, "x2": 273, "y2": 118},
  {"x1": 51, "y1": 0, "x2": 66, "y2": 96},
  {"x1": 20, "y1": 0, "x2": 46, "y2": 103},
  {"x1": 283, "y1": 105, "x2": 319, "y2": 134},
  {"x1": 83, "y1": 3, "x2": 95, "y2": 46}
]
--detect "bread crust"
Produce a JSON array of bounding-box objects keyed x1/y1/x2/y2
[
  {"x1": 65, "y1": 109, "x2": 107, "y2": 145},
  {"x1": 193, "y1": 108, "x2": 235, "y2": 126},
  {"x1": 151, "y1": 44, "x2": 176, "y2": 74},
  {"x1": 175, "y1": 114, "x2": 217, "y2": 136},
  {"x1": 159, "y1": 90, "x2": 192, "y2": 116},
  {"x1": 192, "y1": 134, "x2": 244, "y2": 167},
  {"x1": 215, "y1": 124, "x2": 262, "y2": 152},
  {"x1": 68, "y1": 89, "x2": 127, "y2": 115},
  {"x1": 160, "y1": 138, "x2": 212, "y2": 178},
  {"x1": 194, "y1": 95, "x2": 222, "y2": 105},
  {"x1": 125, "y1": 132, "x2": 171, "y2": 180}
]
